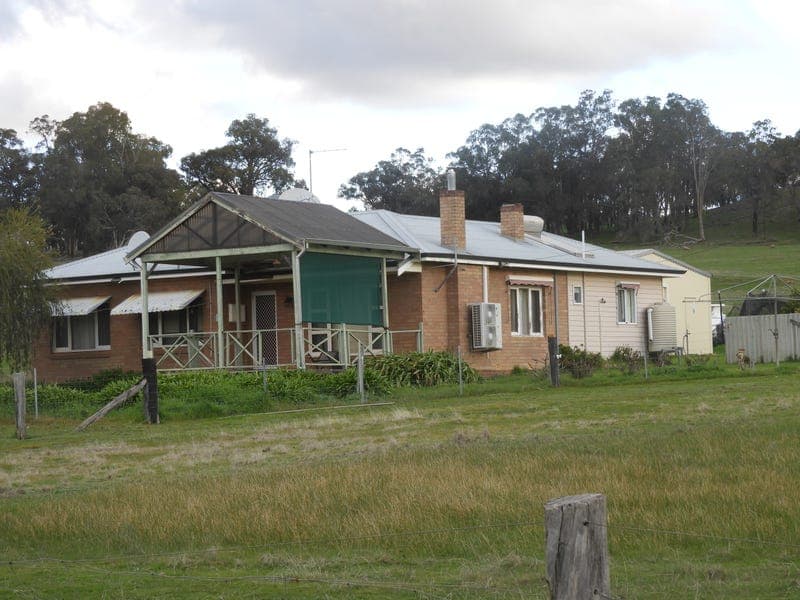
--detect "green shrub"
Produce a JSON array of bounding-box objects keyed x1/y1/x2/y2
[
  {"x1": 320, "y1": 367, "x2": 392, "y2": 398},
  {"x1": 559, "y1": 345, "x2": 604, "y2": 379},
  {"x1": 62, "y1": 368, "x2": 140, "y2": 392},
  {"x1": 610, "y1": 346, "x2": 643, "y2": 374},
  {"x1": 367, "y1": 351, "x2": 480, "y2": 387}
]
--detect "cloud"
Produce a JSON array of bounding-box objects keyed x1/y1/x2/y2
[{"x1": 134, "y1": 0, "x2": 749, "y2": 104}]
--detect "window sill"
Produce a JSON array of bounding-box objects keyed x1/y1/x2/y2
[
  {"x1": 51, "y1": 349, "x2": 112, "y2": 359},
  {"x1": 510, "y1": 333, "x2": 544, "y2": 338}
]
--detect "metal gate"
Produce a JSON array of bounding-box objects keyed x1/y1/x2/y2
[{"x1": 252, "y1": 292, "x2": 278, "y2": 365}]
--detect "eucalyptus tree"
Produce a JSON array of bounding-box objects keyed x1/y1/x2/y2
[
  {"x1": 36, "y1": 102, "x2": 183, "y2": 256},
  {"x1": 180, "y1": 114, "x2": 295, "y2": 197},
  {"x1": 0, "y1": 129, "x2": 38, "y2": 210},
  {"x1": 339, "y1": 147, "x2": 439, "y2": 214}
]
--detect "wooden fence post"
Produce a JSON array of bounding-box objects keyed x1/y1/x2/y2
[
  {"x1": 548, "y1": 336, "x2": 560, "y2": 387},
  {"x1": 141, "y1": 358, "x2": 159, "y2": 424},
  {"x1": 545, "y1": 493, "x2": 610, "y2": 600},
  {"x1": 13, "y1": 372, "x2": 26, "y2": 439}
]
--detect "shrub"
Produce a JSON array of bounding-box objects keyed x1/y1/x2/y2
[
  {"x1": 558, "y1": 345, "x2": 604, "y2": 379},
  {"x1": 611, "y1": 346, "x2": 643, "y2": 374},
  {"x1": 63, "y1": 368, "x2": 140, "y2": 392},
  {"x1": 367, "y1": 351, "x2": 480, "y2": 387},
  {"x1": 320, "y1": 367, "x2": 392, "y2": 398}
]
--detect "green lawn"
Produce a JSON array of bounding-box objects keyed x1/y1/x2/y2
[{"x1": 2, "y1": 363, "x2": 800, "y2": 598}]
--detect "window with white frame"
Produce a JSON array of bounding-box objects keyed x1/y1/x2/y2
[
  {"x1": 510, "y1": 287, "x2": 543, "y2": 336},
  {"x1": 148, "y1": 301, "x2": 202, "y2": 345},
  {"x1": 616, "y1": 285, "x2": 638, "y2": 324},
  {"x1": 53, "y1": 302, "x2": 111, "y2": 351},
  {"x1": 573, "y1": 284, "x2": 583, "y2": 305}
]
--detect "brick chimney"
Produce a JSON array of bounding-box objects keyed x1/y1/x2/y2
[
  {"x1": 500, "y1": 203, "x2": 524, "y2": 240},
  {"x1": 440, "y1": 170, "x2": 465, "y2": 250}
]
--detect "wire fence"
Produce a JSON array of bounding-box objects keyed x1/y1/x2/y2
[{"x1": 3, "y1": 515, "x2": 799, "y2": 598}]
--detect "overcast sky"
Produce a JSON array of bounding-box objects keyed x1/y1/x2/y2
[{"x1": 1, "y1": 0, "x2": 798, "y2": 210}]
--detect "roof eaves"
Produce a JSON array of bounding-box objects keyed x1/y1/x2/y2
[{"x1": 417, "y1": 251, "x2": 684, "y2": 275}]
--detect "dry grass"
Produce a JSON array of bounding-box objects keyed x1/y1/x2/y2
[{"x1": 2, "y1": 370, "x2": 800, "y2": 597}]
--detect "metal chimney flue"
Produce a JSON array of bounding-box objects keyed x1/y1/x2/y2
[{"x1": 446, "y1": 168, "x2": 456, "y2": 191}]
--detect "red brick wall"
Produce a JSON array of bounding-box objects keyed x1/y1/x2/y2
[
  {"x1": 35, "y1": 264, "x2": 572, "y2": 382},
  {"x1": 407, "y1": 264, "x2": 570, "y2": 375},
  {"x1": 34, "y1": 276, "x2": 219, "y2": 383}
]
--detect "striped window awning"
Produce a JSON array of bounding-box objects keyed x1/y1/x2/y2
[
  {"x1": 505, "y1": 276, "x2": 553, "y2": 287},
  {"x1": 110, "y1": 290, "x2": 204, "y2": 315},
  {"x1": 50, "y1": 296, "x2": 111, "y2": 317}
]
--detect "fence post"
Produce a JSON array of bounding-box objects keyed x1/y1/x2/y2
[
  {"x1": 356, "y1": 347, "x2": 365, "y2": 403},
  {"x1": 548, "y1": 336, "x2": 560, "y2": 387},
  {"x1": 545, "y1": 493, "x2": 610, "y2": 600},
  {"x1": 13, "y1": 372, "x2": 26, "y2": 440},
  {"x1": 142, "y1": 357, "x2": 159, "y2": 424}
]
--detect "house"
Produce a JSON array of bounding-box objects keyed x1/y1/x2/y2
[
  {"x1": 621, "y1": 249, "x2": 713, "y2": 354},
  {"x1": 356, "y1": 188, "x2": 683, "y2": 365},
  {"x1": 34, "y1": 183, "x2": 684, "y2": 382}
]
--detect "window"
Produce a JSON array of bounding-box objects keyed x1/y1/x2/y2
[
  {"x1": 148, "y1": 301, "x2": 202, "y2": 345},
  {"x1": 616, "y1": 285, "x2": 638, "y2": 324},
  {"x1": 53, "y1": 302, "x2": 111, "y2": 351},
  {"x1": 510, "y1": 287, "x2": 543, "y2": 336},
  {"x1": 573, "y1": 285, "x2": 583, "y2": 305}
]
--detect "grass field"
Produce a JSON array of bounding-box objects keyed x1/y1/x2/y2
[
  {"x1": 602, "y1": 202, "x2": 800, "y2": 296},
  {"x1": 2, "y1": 361, "x2": 800, "y2": 598}
]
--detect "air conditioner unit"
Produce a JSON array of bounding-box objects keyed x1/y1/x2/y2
[{"x1": 469, "y1": 302, "x2": 503, "y2": 351}]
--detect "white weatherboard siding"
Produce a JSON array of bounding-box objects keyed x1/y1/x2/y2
[{"x1": 568, "y1": 274, "x2": 663, "y2": 357}]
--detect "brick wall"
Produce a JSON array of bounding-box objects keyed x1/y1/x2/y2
[{"x1": 34, "y1": 276, "x2": 219, "y2": 383}]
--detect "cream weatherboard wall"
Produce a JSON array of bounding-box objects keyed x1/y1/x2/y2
[
  {"x1": 567, "y1": 274, "x2": 664, "y2": 357},
  {"x1": 634, "y1": 252, "x2": 712, "y2": 355}
]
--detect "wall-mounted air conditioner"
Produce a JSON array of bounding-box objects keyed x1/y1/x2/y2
[{"x1": 469, "y1": 302, "x2": 503, "y2": 350}]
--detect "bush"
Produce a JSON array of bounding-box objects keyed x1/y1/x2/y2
[
  {"x1": 367, "y1": 351, "x2": 480, "y2": 387},
  {"x1": 558, "y1": 345, "x2": 604, "y2": 379},
  {"x1": 610, "y1": 346, "x2": 643, "y2": 374},
  {"x1": 63, "y1": 368, "x2": 140, "y2": 392}
]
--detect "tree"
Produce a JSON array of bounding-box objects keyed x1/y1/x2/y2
[
  {"x1": 180, "y1": 114, "x2": 295, "y2": 196},
  {"x1": 339, "y1": 147, "x2": 439, "y2": 214},
  {"x1": 664, "y1": 95, "x2": 721, "y2": 241},
  {"x1": 0, "y1": 129, "x2": 38, "y2": 210},
  {"x1": 36, "y1": 102, "x2": 184, "y2": 255},
  {"x1": 0, "y1": 209, "x2": 57, "y2": 370}
]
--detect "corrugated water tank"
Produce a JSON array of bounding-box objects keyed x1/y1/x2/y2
[{"x1": 647, "y1": 303, "x2": 677, "y2": 352}]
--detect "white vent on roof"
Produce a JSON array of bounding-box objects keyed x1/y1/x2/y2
[
  {"x1": 275, "y1": 187, "x2": 320, "y2": 203},
  {"x1": 523, "y1": 215, "x2": 544, "y2": 237},
  {"x1": 469, "y1": 302, "x2": 502, "y2": 351}
]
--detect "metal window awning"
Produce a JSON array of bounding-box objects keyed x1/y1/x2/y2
[
  {"x1": 617, "y1": 282, "x2": 640, "y2": 290},
  {"x1": 51, "y1": 296, "x2": 111, "y2": 316},
  {"x1": 111, "y1": 290, "x2": 204, "y2": 315},
  {"x1": 505, "y1": 276, "x2": 553, "y2": 287}
]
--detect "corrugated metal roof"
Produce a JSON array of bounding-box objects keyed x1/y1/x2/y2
[
  {"x1": 110, "y1": 290, "x2": 204, "y2": 315},
  {"x1": 47, "y1": 231, "x2": 205, "y2": 281},
  {"x1": 354, "y1": 211, "x2": 684, "y2": 275},
  {"x1": 211, "y1": 193, "x2": 411, "y2": 250},
  {"x1": 51, "y1": 296, "x2": 110, "y2": 316}
]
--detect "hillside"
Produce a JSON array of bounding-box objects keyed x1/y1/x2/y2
[{"x1": 605, "y1": 201, "x2": 800, "y2": 299}]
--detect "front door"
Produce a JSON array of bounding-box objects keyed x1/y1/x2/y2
[{"x1": 252, "y1": 292, "x2": 278, "y2": 366}]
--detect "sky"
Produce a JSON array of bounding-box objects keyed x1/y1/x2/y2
[{"x1": 1, "y1": 0, "x2": 799, "y2": 211}]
